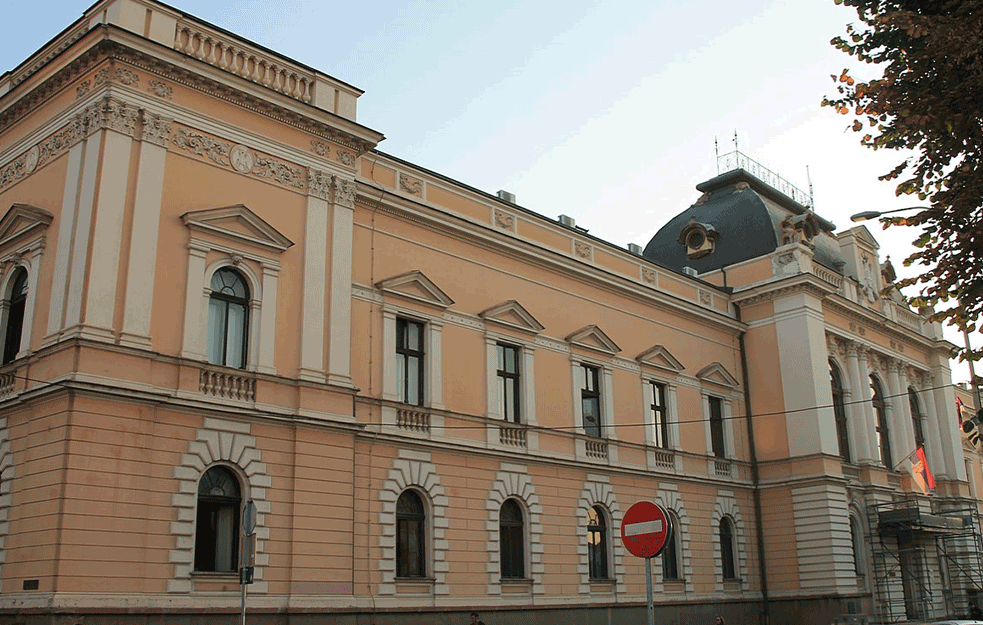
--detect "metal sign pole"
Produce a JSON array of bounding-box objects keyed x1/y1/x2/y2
[
  {"x1": 646, "y1": 556, "x2": 654, "y2": 625},
  {"x1": 240, "y1": 500, "x2": 257, "y2": 625}
]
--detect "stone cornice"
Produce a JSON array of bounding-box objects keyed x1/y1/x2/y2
[
  {"x1": 824, "y1": 295, "x2": 948, "y2": 356},
  {"x1": 1, "y1": 33, "x2": 381, "y2": 155},
  {"x1": 355, "y1": 186, "x2": 745, "y2": 336},
  {"x1": 730, "y1": 273, "x2": 838, "y2": 307}
]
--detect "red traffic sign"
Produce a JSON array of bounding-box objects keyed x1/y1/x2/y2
[{"x1": 621, "y1": 501, "x2": 672, "y2": 559}]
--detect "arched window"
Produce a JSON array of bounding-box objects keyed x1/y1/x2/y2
[
  {"x1": 195, "y1": 466, "x2": 241, "y2": 572},
  {"x1": 662, "y1": 510, "x2": 681, "y2": 581},
  {"x1": 207, "y1": 268, "x2": 250, "y2": 368},
  {"x1": 870, "y1": 376, "x2": 892, "y2": 468},
  {"x1": 587, "y1": 505, "x2": 609, "y2": 579},
  {"x1": 719, "y1": 516, "x2": 737, "y2": 580},
  {"x1": 2, "y1": 269, "x2": 28, "y2": 365},
  {"x1": 850, "y1": 515, "x2": 864, "y2": 576},
  {"x1": 908, "y1": 388, "x2": 925, "y2": 449},
  {"x1": 830, "y1": 361, "x2": 851, "y2": 461},
  {"x1": 500, "y1": 498, "x2": 525, "y2": 579},
  {"x1": 396, "y1": 490, "x2": 426, "y2": 578}
]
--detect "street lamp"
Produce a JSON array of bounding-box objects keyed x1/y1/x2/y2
[{"x1": 850, "y1": 206, "x2": 929, "y2": 222}]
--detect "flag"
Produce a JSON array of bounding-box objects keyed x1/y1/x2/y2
[
  {"x1": 908, "y1": 447, "x2": 936, "y2": 495},
  {"x1": 957, "y1": 397, "x2": 970, "y2": 425}
]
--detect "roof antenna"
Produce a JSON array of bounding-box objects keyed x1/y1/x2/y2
[
  {"x1": 806, "y1": 165, "x2": 815, "y2": 209},
  {"x1": 733, "y1": 130, "x2": 739, "y2": 153},
  {"x1": 714, "y1": 136, "x2": 720, "y2": 173}
]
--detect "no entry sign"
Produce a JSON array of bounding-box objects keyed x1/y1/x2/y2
[{"x1": 620, "y1": 501, "x2": 672, "y2": 559}]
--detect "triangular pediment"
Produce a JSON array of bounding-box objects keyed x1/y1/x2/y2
[
  {"x1": 636, "y1": 345, "x2": 685, "y2": 373},
  {"x1": 479, "y1": 300, "x2": 544, "y2": 334},
  {"x1": 696, "y1": 362, "x2": 740, "y2": 389},
  {"x1": 376, "y1": 270, "x2": 454, "y2": 309},
  {"x1": 565, "y1": 325, "x2": 620, "y2": 355},
  {"x1": 847, "y1": 225, "x2": 880, "y2": 250},
  {"x1": 0, "y1": 204, "x2": 53, "y2": 249},
  {"x1": 182, "y1": 205, "x2": 293, "y2": 253}
]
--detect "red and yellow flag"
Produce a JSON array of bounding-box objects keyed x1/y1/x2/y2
[{"x1": 908, "y1": 447, "x2": 936, "y2": 495}]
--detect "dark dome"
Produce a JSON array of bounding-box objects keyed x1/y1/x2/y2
[{"x1": 643, "y1": 169, "x2": 845, "y2": 275}]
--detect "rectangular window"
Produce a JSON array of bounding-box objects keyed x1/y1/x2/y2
[
  {"x1": 581, "y1": 364, "x2": 601, "y2": 437},
  {"x1": 497, "y1": 343, "x2": 521, "y2": 423},
  {"x1": 396, "y1": 318, "x2": 425, "y2": 406},
  {"x1": 709, "y1": 396, "x2": 726, "y2": 459},
  {"x1": 650, "y1": 381, "x2": 668, "y2": 448}
]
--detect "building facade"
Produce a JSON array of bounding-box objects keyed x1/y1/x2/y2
[{"x1": 0, "y1": 2, "x2": 979, "y2": 624}]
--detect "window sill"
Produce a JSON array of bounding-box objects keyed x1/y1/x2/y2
[
  {"x1": 190, "y1": 570, "x2": 240, "y2": 592},
  {"x1": 723, "y1": 578, "x2": 742, "y2": 591},
  {"x1": 500, "y1": 578, "x2": 533, "y2": 594},
  {"x1": 394, "y1": 577, "x2": 435, "y2": 594},
  {"x1": 589, "y1": 578, "x2": 616, "y2": 593}
]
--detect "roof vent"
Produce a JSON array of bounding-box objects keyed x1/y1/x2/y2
[
  {"x1": 682, "y1": 267, "x2": 699, "y2": 277},
  {"x1": 497, "y1": 190, "x2": 516, "y2": 204},
  {"x1": 627, "y1": 243, "x2": 642, "y2": 255},
  {"x1": 559, "y1": 214, "x2": 576, "y2": 228}
]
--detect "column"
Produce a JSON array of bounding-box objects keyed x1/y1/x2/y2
[
  {"x1": 845, "y1": 342, "x2": 874, "y2": 464},
  {"x1": 918, "y1": 373, "x2": 947, "y2": 482},
  {"x1": 299, "y1": 172, "x2": 328, "y2": 381},
  {"x1": 44, "y1": 141, "x2": 83, "y2": 344},
  {"x1": 180, "y1": 243, "x2": 208, "y2": 361},
  {"x1": 120, "y1": 111, "x2": 169, "y2": 349},
  {"x1": 256, "y1": 264, "x2": 279, "y2": 374},
  {"x1": 326, "y1": 176, "x2": 355, "y2": 387},
  {"x1": 82, "y1": 100, "x2": 139, "y2": 340},
  {"x1": 928, "y1": 350, "x2": 966, "y2": 480},
  {"x1": 852, "y1": 344, "x2": 879, "y2": 464},
  {"x1": 64, "y1": 129, "x2": 103, "y2": 333},
  {"x1": 888, "y1": 360, "x2": 916, "y2": 461}
]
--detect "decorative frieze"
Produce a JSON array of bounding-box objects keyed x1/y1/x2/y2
[
  {"x1": 333, "y1": 177, "x2": 356, "y2": 208},
  {"x1": 171, "y1": 126, "x2": 305, "y2": 192},
  {"x1": 76, "y1": 80, "x2": 91, "y2": 99},
  {"x1": 139, "y1": 110, "x2": 172, "y2": 147},
  {"x1": 311, "y1": 140, "x2": 329, "y2": 157},
  {"x1": 308, "y1": 168, "x2": 332, "y2": 200},
  {"x1": 337, "y1": 149, "x2": 356, "y2": 167},
  {"x1": 399, "y1": 173, "x2": 422, "y2": 196},
  {"x1": 0, "y1": 97, "x2": 141, "y2": 193},
  {"x1": 147, "y1": 79, "x2": 173, "y2": 99},
  {"x1": 574, "y1": 241, "x2": 592, "y2": 260},
  {"x1": 641, "y1": 268, "x2": 657, "y2": 285},
  {"x1": 494, "y1": 210, "x2": 515, "y2": 231}
]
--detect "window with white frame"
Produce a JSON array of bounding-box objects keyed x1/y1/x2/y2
[
  {"x1": 195, "y1": 465, "x2": 241, "y2": 573},
  {"x1": 709, "y1": 396, "x2": 726, "y2": 459},
  {"x1": 587, "y1": 505, "x2": 609, "y2": 580},
  {"x1": 650, "y1": 381, "x2": 669, "y2": 448},
  {"x1": 396, "y1": 489, "x2": 426, "y2": 578},
  {"x1": 396, "y1": 317, "x2": 425, "y2": 406},
  {"x1": 497, "y1": 343, "x2": 521, "y2": 423},
  {"x1": 207, "y1": 267, "x2": 250, "y2": 369},
  {"x1": 500, "y1": 498, "x2": 525, "y2": 579},
  {"x1": 1, "y1": 268, "x2": 28, "y2": 365},
  {"x1": 662, "y1": 509, "x2": 681, "y2": 580},
  {"x1": 719, "y1": 516, "x2": 737, "y2": 580},
  {"x1": 581, "y1": 364, "x2": 602, "y2": 437}
]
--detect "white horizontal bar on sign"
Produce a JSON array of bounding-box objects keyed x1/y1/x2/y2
[{"x1": 624, "y1": 520, "x2": 663, "y2": 537}]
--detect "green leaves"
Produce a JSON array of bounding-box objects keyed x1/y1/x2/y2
[{"x1": 826, "y1": 0, "x2": 983, "y2": 362}]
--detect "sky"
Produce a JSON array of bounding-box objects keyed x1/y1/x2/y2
[{"x1": 0, "y1": 0, "x2": 977, "y2": 384}]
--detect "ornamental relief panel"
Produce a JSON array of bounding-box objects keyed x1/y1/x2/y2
[
  {"x1": 171, "y1": 125, "x2": 305, "y2": 192},
  {"x1": 310, "y1": 140, "x2": 357, "y2": 170},
  {"x1": 0, "y1": 97, "x2": 145, "y2": 193},
  {"x1": 398, "y1": 173, "x2": 422, "y2": 196}
]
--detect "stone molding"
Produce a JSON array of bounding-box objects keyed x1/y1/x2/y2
[
  {"x1": 168, "y1": 418, "x2": 271, "y2": 594},
  {"x1": 376, "y1": 450, "x2": 449, "y2": 596},
  {"x1": 0, "y1": 417, "x2": 12, "y2": 583},
  {"x1": 486, "y1": 464, "x2": 545, "y2": 595},
  {"x1": 576, "y1": 476, "x2": 626, "y2": 594},
  {"x1": 139, "y1": 109, "x2": 172, "y2": 147},
  {"x1": 656, "y1": 486, "x2": 694, "y2": 592},
  {"x1": 171, "y1": 125, "x2": 305, "y2": 191}
]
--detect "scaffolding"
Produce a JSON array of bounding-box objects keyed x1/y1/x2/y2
[{"x1": 867, "y1": 498, "x2": 983, "y2": 623}]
